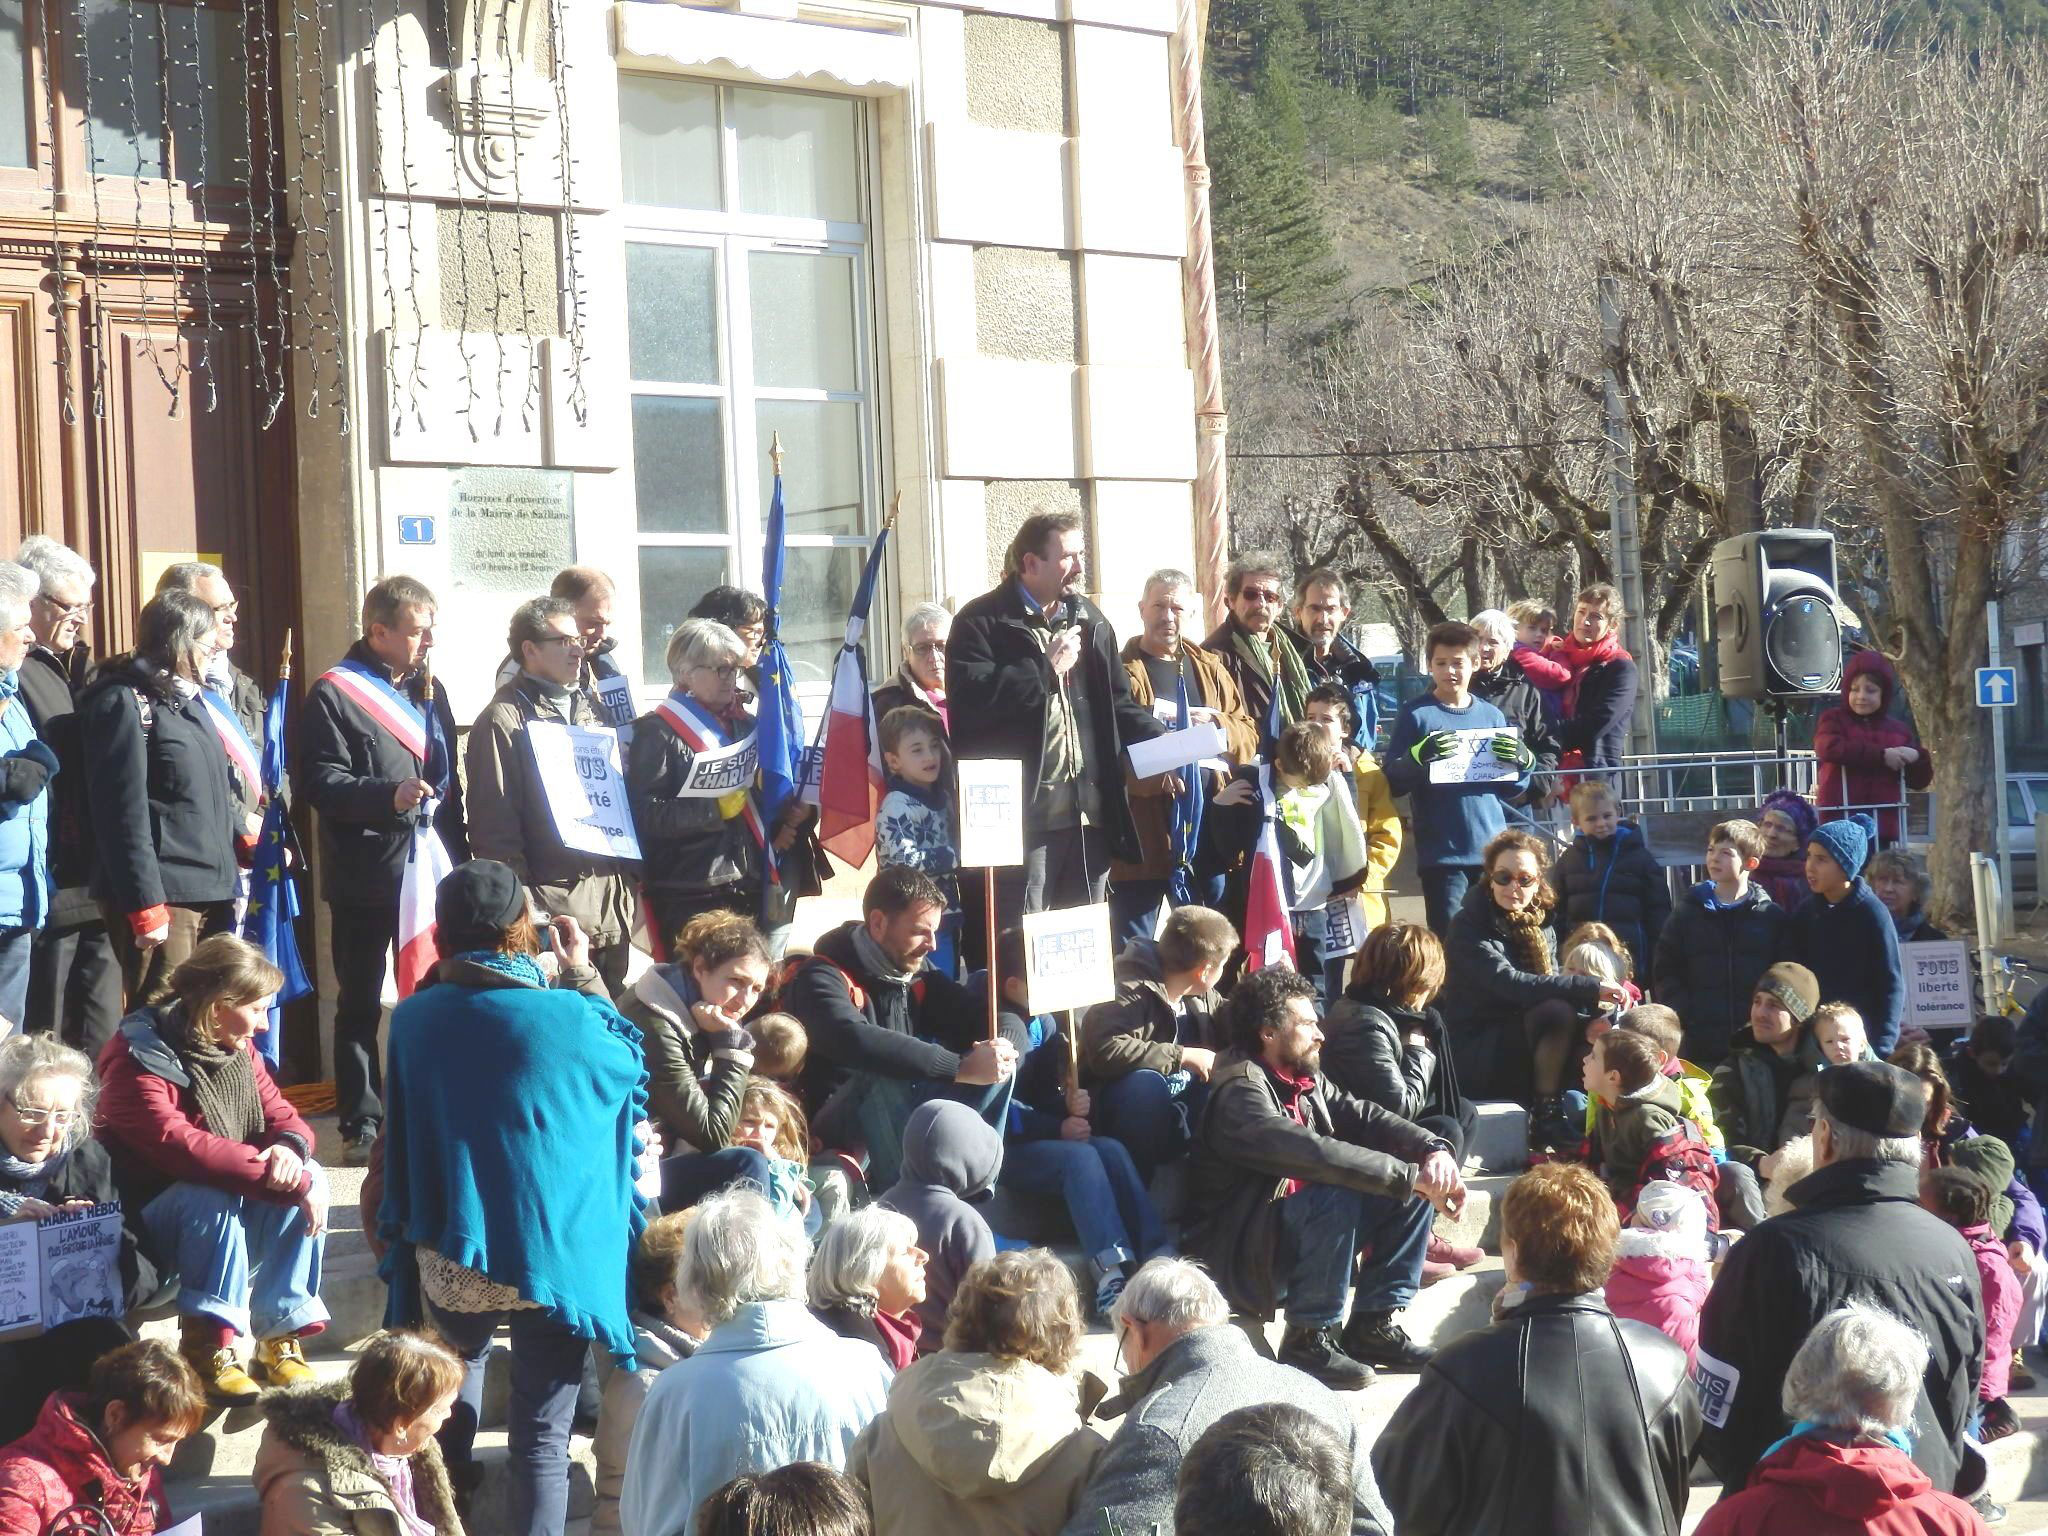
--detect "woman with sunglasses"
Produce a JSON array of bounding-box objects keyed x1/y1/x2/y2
[
  {"x1": 1438, "y1": 828, "x2": 1628, "y2": 1152},
  {"x1": 0, "y1": 1034, "x2": 158, "y2": 1441},
  {"x1": 628, "y1": 619, "x2": 773, "y2": 954}
]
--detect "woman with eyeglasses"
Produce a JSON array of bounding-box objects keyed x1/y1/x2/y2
[
  {"x1": 873, "y1": 603, "x2": 951, "y2": 734},
  {"x1": 628, "y1": 619, "x2": 774, "y2": 955},
  {"x1": 0, "y1": 1034, "x2": 159, "y2": 1442},
  {"x1": 1438, "y1": 828, "x2": 1628, "y2": 1148}
]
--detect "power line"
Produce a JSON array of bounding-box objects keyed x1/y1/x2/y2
[{"x1": 1228, "y1": 437, "x2": 1603, "y2": 461}]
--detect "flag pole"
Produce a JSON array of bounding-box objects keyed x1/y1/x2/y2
[
  {"x1": 769, "y1": 430, "x2": 784, "y2": 480},
  {"x1": 986, "y1": 868, "x2": 998, "y2": 1043},
  {"x1": 279, "y1": 628, "x2": 293, "y2": 684}
]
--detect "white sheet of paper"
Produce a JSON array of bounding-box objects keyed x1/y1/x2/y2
[
  {"x1": 155, "y1": 1514, "x2": 204, "y2": 1536},
  {"x1": 1023, "y1": 903, "x2": 1118, "y2": 1015},
  {"x1": 1127, "y1": 721, "x2": 1230, "y2": 780},
  {"x1": 957, "y1": 759, "x2": 1025, "y2": 868},
  {"x1": 1428, "y1": 726, "x2": 1521, "y2": 785},
  {"x1": 1322, "y1": 894, "x2": 1370, "y2": 959},
  {"x1": 525, "y1": 720, "x2": 644, "y2": 861}
]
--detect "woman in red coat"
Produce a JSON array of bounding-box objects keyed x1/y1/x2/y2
[
  {"x1": 1696, "y1": 1302, "x2": 1993, "y2": 1535},
  {"x1": 1813, "y1": 651, "x2": 1931, "y2": 844},
  {"x1": 96, "y1": 935, "x2": 328, "y2": 1403},
  {"x1": 0, "y1": 1340, "x2": 204, "y2": 1536}
]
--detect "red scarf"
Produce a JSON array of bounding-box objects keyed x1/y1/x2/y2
[
  {"x1": 1264, "y1": 1062, "x2": 1318, "y2": 1196},
  {"x1": 876, "y1": 1307, "x2": 923, "y2": 1370},
  {"x1": 1548, "y1": 631, "x2": 1629, "y2": 717}
]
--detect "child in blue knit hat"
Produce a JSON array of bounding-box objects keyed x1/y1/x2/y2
[{"x1": 1783, "y1": 813, "x2": 1905, "y2": 1056}]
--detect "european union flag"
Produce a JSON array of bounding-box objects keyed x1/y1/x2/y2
[
  {"x1": 756, "y1": 460, "x2": 807, "y2": 880},
  {"x1": 241, "y1": 672, "x2": 312, "y2": 1068}
]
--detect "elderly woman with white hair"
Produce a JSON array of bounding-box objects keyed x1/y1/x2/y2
[
  {"x1": 0, "y1": 1033, "x2": 157, "y2": 1441},
  {"x1": 873, "y1": 602, "x2": 951, "y2": 733},
  {"x1": 1468, "y1": 609, "x2": 1560, "y2": 812},
  {"x1": 620, "y1": 1188, "x2": 892, "y2": 1536},
  {"x1": 1695, "y1": 1303, "x2": 1990, "y2": 1534},
  {"x1": 627, "y1": 617, "x2": 776, "y2": 950},
  {"x1": 809, "y1": 1204, "x2": 930, "y2": 1370},
  {"x1": 0, "y1": 559, "x2": 57, "y2": 1024}
]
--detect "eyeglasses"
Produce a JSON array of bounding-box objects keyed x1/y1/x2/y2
[
  {"x1": 6, "y1": 1099, "x2": 78, "y2": 1130},
  {"x1": 1239, "y1": 588, "x2": 1282, "y2": 605},
  {"x1": 910, "y1": 641, "x2": 946, "y2": 657},
  {"x1": 693, "y1": 662, "x2": 741, "y2": 680},
  {"x1": 1490, "y1": 871, "x2": 1540, "y2": 889},
  {"x1": 536, "y1": 633, "x2": 585, "y2": 650},
  {"x1": 36, "y1": 596, "x2": 91, "y2": 620},
  {"x1": 211, "y1": 602, "x2": 239, "y2": 621}
]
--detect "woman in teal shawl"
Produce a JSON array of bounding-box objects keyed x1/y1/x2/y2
[{"x1": 377, "y1": 859, "x2": 651, "y2": 1536}]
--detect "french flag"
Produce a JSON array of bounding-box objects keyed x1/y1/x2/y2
[
  {"x1": 394, "y1": 801, "x2": 455, "y2": 998},
  {"x1": 1243, "y1": 766, "x2": 1297, "y2": 973},
  {"x1": 394, "y1": 681, "x2": 457, "y2": 998},
  {"x1": 811, "y1": 524, "x2": 891, "y2": 869}
]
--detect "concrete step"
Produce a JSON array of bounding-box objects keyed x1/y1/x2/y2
[
  {"x1": 1433, "y1": 1172, "x2": 1513, "y2": 1255},
  {"x1": 1467, "y1": 1101, "x2": 1530, "y2": 1174}
]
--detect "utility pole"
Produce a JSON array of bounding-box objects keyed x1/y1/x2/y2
[
  {"x1": 1598, "y1": 274, "x2": 1657, "y2": 760},
  {"x1": 1990, "y1": 595, "x2": 2016, "y2": 939}
]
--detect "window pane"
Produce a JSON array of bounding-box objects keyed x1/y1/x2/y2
[
  {"x1": 86, "y1": 0, "x2": 166, "y2": 177},
  {"x1": 627, "y1": 244, "x2": 719, "y2": 384},
  {"x1": 757, "y1": 401, "x2": 862, "y2": 537},
  {"x1": 733, "y1": 87, "x2": 858, "y2": 223},
  {"x1": 639, "y1": 546, "x2": 731, "y2": 684},
  {"x1": 176, "y1": 6, "x2": 252, "y2": 185},
  {"x1": 779, "y1": 544, "x2": 866, "y2": 683},
  {"x1": 749, "y1": 251, "x2": 856, "y2": 392},
  {"x1": 0, "y1": 0, "x2": 27, "y2": 169},
  {"x1": 2011, "y1": 783, "x2": 2031, "y2": 828},
  {"x1": 633, "y1": 397, "x2": 726, "y2": 534},
  {"x1": 619, "y1": 74, "x2": 720, "y2": 211}
]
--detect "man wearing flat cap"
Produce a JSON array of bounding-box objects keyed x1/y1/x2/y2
[{"x1": 1696, "y1": 1059, "x2": 1985, "y2": 1501}]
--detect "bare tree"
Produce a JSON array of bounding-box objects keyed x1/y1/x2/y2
[{"x1": 1711, "y1": 0, "x2": 2048, "y2": 925}]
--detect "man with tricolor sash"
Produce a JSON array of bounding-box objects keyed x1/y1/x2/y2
[
  {"x1": 467, "y1": 595, "x2": 638, "y2": 997},
  {"x1": 301, "y1": 576, "x2": 469, "y2": 1165}
]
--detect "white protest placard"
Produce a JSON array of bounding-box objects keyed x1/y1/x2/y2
[
  {"x1": 1322, "y1": 893, "x2": 1370, "y2": 959},
  {"x1": 590, "y1": 670, "x2": 637, "y2": 747},
  {"x1": 1902, "y1": 939, "x2": 1973, "y2": 1032},
  {"x1": 1428, "y1": 726, "x2": 1522, "y2": 785},
  {"x1": 957, "y1": 759, "x2": 1024, "y2": 868},
  {"x1": 1022, "y1": 903, "x2": 1118, "y2": 1015},
  {"x1": 525, "y1": 720, "x2": 643, "y2": 861},
  {"x1": 0, "y1": 1202, "x2": 125, "y2": 1343},
  {"x1": 1127, "y1": 721, "x2": 1231, "y2": 781},
  {"x1": 670, "y1": 731, "x2": 761, "y2": 799}
]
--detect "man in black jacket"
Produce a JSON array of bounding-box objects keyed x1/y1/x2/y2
[
  {"x1": 1289, "y1": 568, "x2": 1381, "y2": 750},
  {"x1": 1186, "y1": 967, "x2": 1460, "y2": 1390},
  {"x1": 1373, "y1": 1161, "x2": 1698, "y2": 1536},
  {"x1": 15, "y1": 536, "x2": 120, "y2": 1055},
  {"x1": 789, "y1": 867, "x2": 1019, "y2": 1189},
  {"x1": 946, "y1": 511, "x2": 1162, "y2": 925},
  {"x1": 1696, "y1": 1060, "x2": 1983, "y2": 1500},
  {"x1": 300, "y1": 576, "x2": 468, "y2": 1165}
]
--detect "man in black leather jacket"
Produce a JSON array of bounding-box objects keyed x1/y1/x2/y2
[{"x1": 1372, "y1": 1161, "x2": 1699, "y2": 1535}]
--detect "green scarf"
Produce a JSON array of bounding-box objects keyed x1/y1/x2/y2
[
  {"x1": 168, "y1": 1007, "x2": 266, "y2": 1146},
  {"x1": 1232, "y1": 625, "x2": 1314, "y2": 727}
]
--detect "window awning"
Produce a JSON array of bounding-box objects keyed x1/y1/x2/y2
[{"x1": 614, "y1": 3, "x2": 915, "y2": 92}]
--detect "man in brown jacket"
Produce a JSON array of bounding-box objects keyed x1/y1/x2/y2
[
  {"x1": 465, "y1": 596, "x2": 638, "y2": 994},
  {"x1": 1112, "y1": 569, "x2": 1260, "y2": 945},
  {"x1": 1187, "y1": 966, "x2": 1463, "y2": 1391}
]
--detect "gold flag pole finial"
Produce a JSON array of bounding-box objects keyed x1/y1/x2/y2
[
  {"x1": 279, "y1": 628, "x2": 293, "y2": 684},
  {"x1": 769, "y1": 431, "x2": 784, "y2": 478},
  {"x1": 885, "y1": 488, "x2": 902, "y2": 534}
]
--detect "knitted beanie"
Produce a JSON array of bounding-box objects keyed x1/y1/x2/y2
[
  {"x1": 1754, "y1": 962, "x2": 1821, "y2": 1023},
  {"x1": 1807, "y1": 814, "x2": 1876, "y2": 882},
  {"x1": 1760, "y1": 788, "x2": 1818, "y2": 845}
]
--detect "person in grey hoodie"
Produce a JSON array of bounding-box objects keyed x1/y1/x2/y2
[
  {"x1": 878, "y1": 1099, "x2": 1003, "y2": 1348},
  {"x1": 592, "y1": 1213, "x2": 706, "y2": 1536},
  {"x1": 1062, "y1": 1257, "x2": 1392, "y2": 1536}
]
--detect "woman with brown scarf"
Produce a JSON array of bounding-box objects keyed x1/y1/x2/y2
[
  {"x1": 95, "y1": 934, "x2": 328, "y2": 1403},
  {"x1": 1438, "y1": 829, "x2": 1628, "y2": 1153}
]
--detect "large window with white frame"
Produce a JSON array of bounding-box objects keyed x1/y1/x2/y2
[{"x1": 619, "y1": 71, "x2": 882, "y2": 695}]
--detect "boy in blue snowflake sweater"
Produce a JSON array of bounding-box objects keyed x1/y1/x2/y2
[{"x1": 877, "y1": 703, "x2": 961, "y2": 975}]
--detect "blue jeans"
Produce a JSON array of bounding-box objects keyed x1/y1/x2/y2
[
  {"x1": 658, "y1": 1146, "x2": 772, "y2": 1213},
  {"x1": 1095, "y1": 1069, "x2": 1206, "y2": 1186},
  {"x1": 1420, "y1": 865, "x2": 1479, "y2": 939},
  {"x1": 141, "y1": 1165, "x2": 330, "y2": 1338},
  {"x1": 1276, "y1": 1180, "x2": 1435, "y2": 1328},
  {"x1": 0, "y1": 925, "x2": 32, "y2": 1027},
  {"x1": 1000, "y1": 1135, "x2": 1170, "y2": 1267},
  {"x1": 429, "y1": 1300, "x2": 588, "y2": 1536}
]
